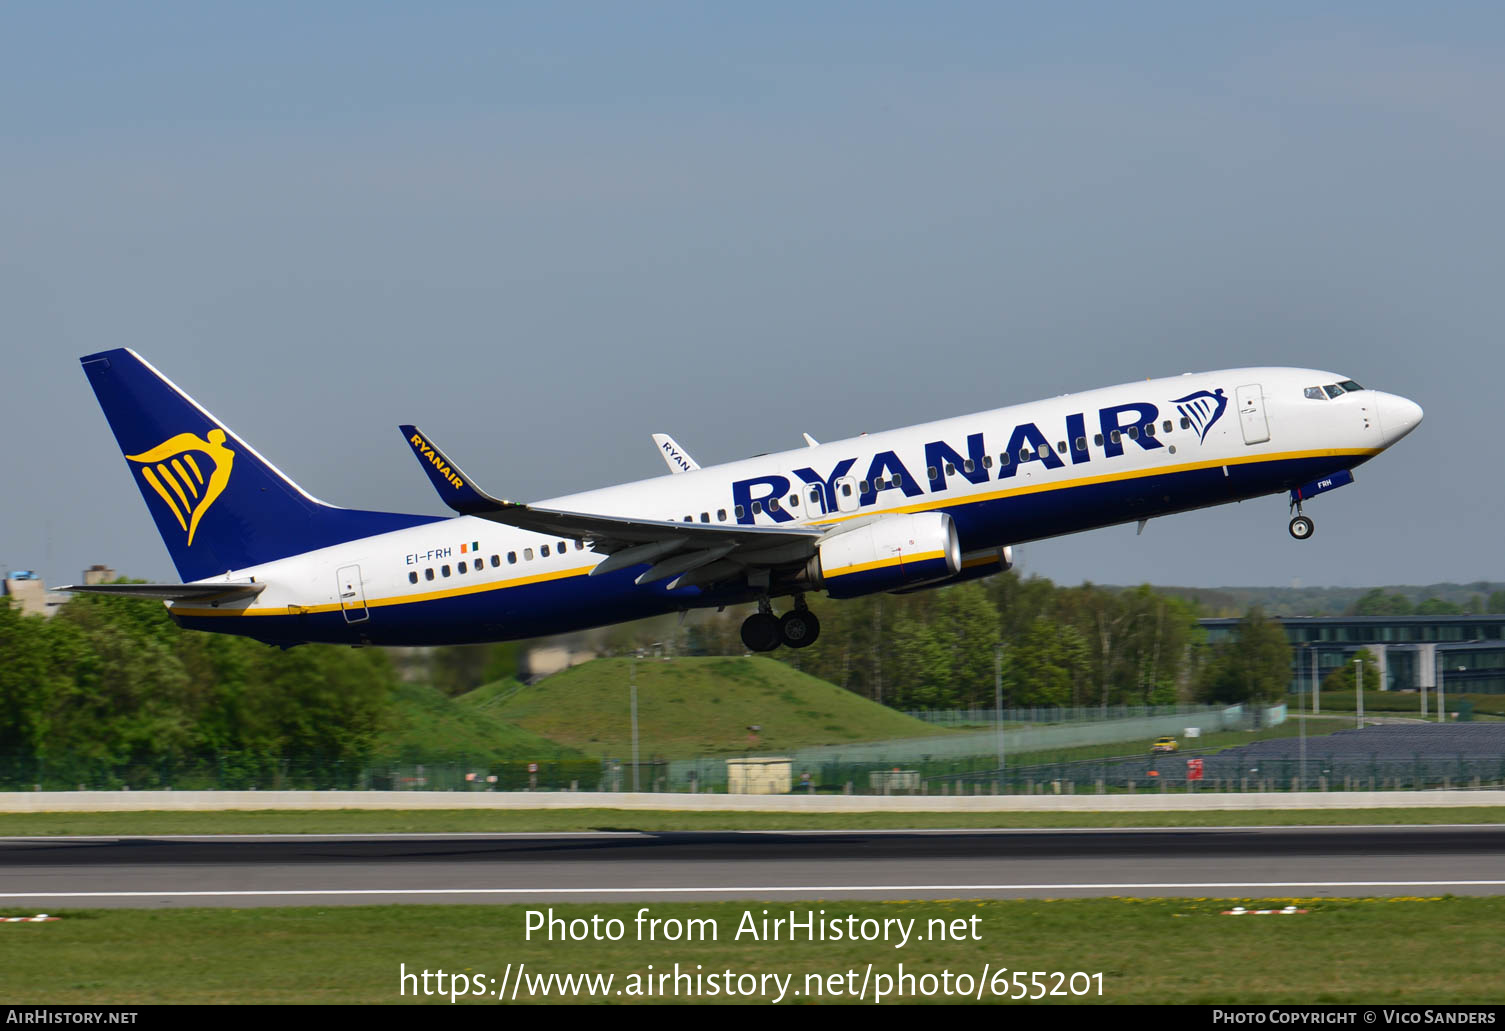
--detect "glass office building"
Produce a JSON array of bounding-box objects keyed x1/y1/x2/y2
[{"x1": 1199, "y1": 615, "x2": 1505, "y2": 695}]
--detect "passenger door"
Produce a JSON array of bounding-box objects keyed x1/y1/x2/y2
[
  {"x1": 1236, "y1": 384, "x2": 1271, "y2": 445},
  {"x1": 336, "y1": 564, "x2": 369, "y2": 623}
]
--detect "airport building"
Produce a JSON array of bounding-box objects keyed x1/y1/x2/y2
[
  {"x1": 1200, "y1": 614, "x2": 1505, "y2": 695},
  {"x1": 2, "y1": 565, "x2": 116, "y2": 618}
]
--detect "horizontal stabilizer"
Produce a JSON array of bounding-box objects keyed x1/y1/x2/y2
[
  {"x1": 55, "y1": 581, "x2": 266, "y2": 603},
  {"x1": 400, "y1": 425, "x2": 512, "y2": 515}
]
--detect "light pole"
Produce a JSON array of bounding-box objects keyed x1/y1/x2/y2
[
  {"x1": 1312, "y1": 647, "x2": 1320, "y2": 715},
  {"x1": 1298, "y1": 644, "x2": 1307, "y2": 789},
  {"x1": 994, "y1": 644, "x2": 1005, "y2": 775},
  {"x1": 1355, "y1": 657, "x2": 1363, "y2": 729},
  {"x1": 630, "y1": 652, "x2": 640, "y2": 792},
  {"x1": 1437, "y1": 655, "x2": 1444, "y2": 725}
]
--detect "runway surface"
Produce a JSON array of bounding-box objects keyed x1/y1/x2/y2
[{"x1": 2, "y1": 826, "x2": 1503, "y2": 907}]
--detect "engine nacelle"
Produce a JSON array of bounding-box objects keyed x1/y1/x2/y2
[
  {"x1": 887, "y1": 546, "x2": 1013, "y2": 594},
  {"x1": 806, "y1": 512, "x2": 961, "y2": 599}
]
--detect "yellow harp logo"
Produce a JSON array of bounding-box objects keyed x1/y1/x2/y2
[{"x1": 126, "y1": 429, "x2": 235, "y2": 547}]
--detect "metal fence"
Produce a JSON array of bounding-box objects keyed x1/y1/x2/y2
[
  {"x1": 6, "y1": 750, "x2": 1504, "y2": 795},
  {"x1": 902, "y1": 704, "x2": 1228, "y2": 726}
]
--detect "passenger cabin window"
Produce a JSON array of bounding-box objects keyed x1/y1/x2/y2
[
  {"x1": 425, "y1": 568, "x2": 434, "y2": 581},
  {"x1": 1111, "y1": 430, "x2": 1121, "y2": 443},
  {"x1": 508, "y1": 552, "x2": 517, "y2": 564},
  {"x1": 964, "y1": 459, "x2": 975, "y2": 472},
  {"x1": 808, "y1": 488, "x2": 820, "y2": 505},
  {"x1": 718, "y1": 508, "x2": 727, "y2": 521},
  {"x1": 1075, "y1": 437, "x2": 1087, "y2": 451},
  {"x1": 701, "y1": 512, "x2": 710, "y2": 522},
  {"x1": 735, "y1": 505, "x2": 745, "y2": 518},
  {"x1": 1056, "y1": 441, "x2": 1066, "y2": 453},
  {"x1": 408, "y1": 571, "x2": 418, "y2": 584},
  {"x1": 752, "y1": 501, "x2": 762, "y2": 514},
  {"x1": 1144, "y1": 423, "x2": 1155, "y2": 437},
  {"x1": 1162, "y1": 420, "x2": 1172, "y2": 433},
  {"x1": 540, "y1": 545, "x2": 550, "y2": 557},
  {"x1": 491, "y1": 555, "x2": 500, "y2": 567},
  {"x1": 458, "y1": 561, "x2": 467, "y2": 574},
  {"x1": 768, "y1": 498, "x2": 780, "y2": 512},
  {"x1": 1127, "y1": 426, "x2": 1138, "y2": 440},
  {"x1": 558, "y1": 541, "x2": 567, "y2": 553},
  {"x1": 982, "y1": 454, "x2": 993, "y2": 468},
  {"x1": 1094, "y1": 433, "x2": 1103, "y2": 446},
  {"x1": 523, "y1": 548, "x2": 533, "y2": 561},
  {"x1": 840, "y1": 483, "x2": 853, "y2": 497},
  {"x1": 1180, "y1": 417, "x2": 1191, "y2": 429},
  {"x1": 998, "y1": 452, "x2": 1010, "y2": 466},
  {"x1": 442, "y1": 565, "x2": 451, "y2": 577},
  {"x1": 941, "y1": 463, "x2": 952, "y2": 476}
]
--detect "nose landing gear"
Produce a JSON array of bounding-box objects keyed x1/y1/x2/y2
[
  {"x1": 1288, "y1": 514, "x2": 1314, "y2": 539},
  {"x1": 740, "y1": 595, "x2": 821, "y2": 651}
]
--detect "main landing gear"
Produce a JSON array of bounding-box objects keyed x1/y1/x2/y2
[{"x1": 741, "y1": 596, "x2": 821, "y2": 652}]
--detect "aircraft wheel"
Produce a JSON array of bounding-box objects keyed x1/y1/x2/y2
[
  {"x1": 780, "y1": 609, "x2": 820, "y2": 649},
  {"x1": 741, "y1": 612, "x2": 782, "y2": 652},
  {"x1": 1288, "y1": 515, "x2": 1315, "y2": 540}
]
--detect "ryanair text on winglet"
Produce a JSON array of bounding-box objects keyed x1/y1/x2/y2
[{"x1": 410, "y1": 432, "x2": 464, "y2": 489}]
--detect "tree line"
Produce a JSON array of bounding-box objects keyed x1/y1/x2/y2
[{"x1": 682, "y1": 573, "x2": 1291, "y2": 712}]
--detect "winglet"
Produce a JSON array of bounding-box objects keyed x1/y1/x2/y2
[
  {"x1": 400, "y1": 425, "x2": 512, "y2": 515},
  {"x1": 651, "y1": 433, "x2": 699, "y2": 474}
]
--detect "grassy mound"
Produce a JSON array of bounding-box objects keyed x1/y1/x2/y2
[
  {"x1": 464, "y1": 655, "x2": 950, "y2": 758},
  {"x1": 373, "y1": 680, "x2": 580, "y2": 763}
]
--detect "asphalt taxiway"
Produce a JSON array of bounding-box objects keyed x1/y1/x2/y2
[{"x1": 2, "y1": 826, "x2": 1502, "y2": 907}]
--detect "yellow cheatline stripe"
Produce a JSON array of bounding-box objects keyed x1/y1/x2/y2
[
  {"x1": 825, "y1": 549, "x2": 948, "y2": 579},
  {"x1": 172, "y1": 458, "x2": 199, "y2": 498},
  {"x1": 171, "y1": 564, "x2": 598, "y2": 618},
  {"x1": 140, "y1": 466, "x2": 187, "y2": 531},
  {"x1": 158, "y1": 462, "x2": 191, "y2": 513},
  {"x1": 184, "y1": 453, "x2": 204, "y2": 484},
  {"x1": 173, "y1": 447, "x2": 1379, "y2": 618},
  {"x1": 805, "y1": 446, "x2": 1381, "y2": 528}
]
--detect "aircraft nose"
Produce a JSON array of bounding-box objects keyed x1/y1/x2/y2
[{"x1": 1378, "y1": 392, "x2": 1423, "y2": 445}]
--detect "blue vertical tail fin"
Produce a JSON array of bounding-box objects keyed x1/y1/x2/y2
[{"x1": 81, "y1": 349, "x2": 438, "y2": 582}]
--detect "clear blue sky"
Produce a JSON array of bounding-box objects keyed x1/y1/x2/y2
[{"x1": 4, "y1": 3, "x2": 1502, "y2": 589}]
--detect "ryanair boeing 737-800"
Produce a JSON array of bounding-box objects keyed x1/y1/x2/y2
[{"x1": 62, "y1": 349, "x2": 1422, "y2": 651}]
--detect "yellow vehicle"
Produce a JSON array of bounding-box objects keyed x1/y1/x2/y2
[{"x1": 1151, "y1": 736, "x2": 1179, "y2": 753}]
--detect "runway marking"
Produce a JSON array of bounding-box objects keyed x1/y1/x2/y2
[{"x1": 4, "y1": 880, "x2": 1505, "y2": 899}]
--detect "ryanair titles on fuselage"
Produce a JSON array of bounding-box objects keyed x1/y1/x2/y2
[{"x1": 731, "y1": 391, "x2": 1227, "y2": 524}]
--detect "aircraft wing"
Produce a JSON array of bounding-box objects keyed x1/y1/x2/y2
[
  {"x1": 53, "y1": 581, "x2": 266, "y2": 603},
  {"x1": 400, "y1": 424, "x2": 824, "y2": 589}
]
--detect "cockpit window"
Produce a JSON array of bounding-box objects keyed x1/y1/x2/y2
[
  {"x1": 1304, "y1": 387, "x2": 1326, "y2": 400},
  {"x1": 1338, "y1": 380, "x2": 1363, "y2": 392},
  {"x1": 1323, "y1": 384, "x2": 1345, "y2": 399}
]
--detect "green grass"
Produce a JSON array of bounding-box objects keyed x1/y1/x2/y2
[
  {"x1": 1288, "y1": 690, "x2": 1505, "y2": 719},
  {"x1": 3, "y1": 806, "x2": 1502, "y2": 837},
  {"x1": 475, "y1": 656, "x2": 953, "y2": 758},
  {"x1": 5, "y1": 897, "x2": 1502, "y2": 1003},
  {"x1": 375, "y1": 680, "x2": 580, "y2": 764}
]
